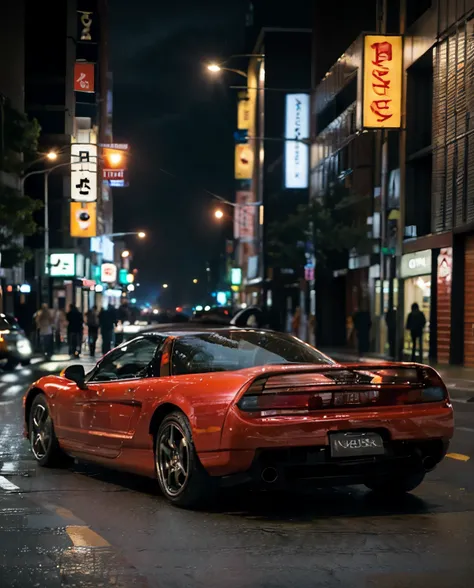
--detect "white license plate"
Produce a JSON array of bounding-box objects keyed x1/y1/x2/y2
[{"x1": 329, "y1": 431, "x2": 385, "y2": 458}]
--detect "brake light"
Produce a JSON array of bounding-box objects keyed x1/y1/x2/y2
[{"x1": 237, "y1": 368, "x2": 448, "y2": 415}]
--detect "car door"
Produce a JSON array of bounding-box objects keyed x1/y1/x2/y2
[{"x1": 78, "y1": 336, "x2": 163, "y2": 457}]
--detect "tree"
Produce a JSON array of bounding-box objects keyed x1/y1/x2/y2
[
  {"x1": 267, "y1": 183, "x2": 370, "y2": 273},
  {"x1": 0, "y1": 99, "x2": 42, "y2": 267}
]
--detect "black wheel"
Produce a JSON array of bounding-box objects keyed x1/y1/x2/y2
[
  {"x1": 155, "y1": 411, "x2": 218, "y2": 508},
  {"x1": 29, "y1": 394, "x2": 67, "y2": 467},
  {"x1": 365, "y1": 471, "x2": 425, "y2": 495},
  {"x1": 3, "y1": 359, "x2": 19, "y2": 371}
]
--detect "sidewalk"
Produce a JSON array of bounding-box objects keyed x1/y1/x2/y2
[{"x1": 322, "y1": 347, "x2": 474, "y2": 401}]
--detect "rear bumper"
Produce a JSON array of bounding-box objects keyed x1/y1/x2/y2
[
  {"x1": 198, "y1": 401, "x2": 454, "y2": 478},
  {"x1": 216, "y1": 439, "x2": 450, "y2": 489}
]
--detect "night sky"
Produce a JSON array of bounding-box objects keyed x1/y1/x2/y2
[{"x1": 109, "y1": 0, "x2": 246, "y2": 307}]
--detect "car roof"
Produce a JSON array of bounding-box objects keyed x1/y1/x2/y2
[{"x1": 133, "y1": 325, "x2": 277, "y2": 339}]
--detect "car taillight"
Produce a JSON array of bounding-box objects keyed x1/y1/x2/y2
[{"x1": 419, "y1": 367, "x2": 448, "y2": 402}]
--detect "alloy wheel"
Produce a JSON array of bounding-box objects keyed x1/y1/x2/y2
[
  {"x1": 30, "y1": 403, "x2": 52, "y2": 460},
  {"x1": 157, "y1": 422, "x2": 189, "y2": 496}
]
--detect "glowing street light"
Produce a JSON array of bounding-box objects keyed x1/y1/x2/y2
[
  {"x1": 207, "y1": 63, "x2": 221, "y2": 73},
  {"x1": 193, "y1": 278, "x2": 198, "y2": 284},
  {"x1": 214, "y1": 208, "x2": 224, "y2": 220},
  {"x1": 138, "y1": 231, "x2": 146, "y2": 239},
  {"x1": 162, "y1": 283, "x2": 169, "y2": 289},
  {"x1": 46, "y1": 151, "x2": 58, "y2": 161},
  {"x1": 109, "y1": 152, "x2": 123, "y2": 165},
  {"x1": 121, "y1": 250, "x2": 130, "y2": 258}
]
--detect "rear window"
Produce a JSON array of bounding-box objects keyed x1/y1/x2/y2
[{"x1": 171, "y1": 330, "x2": 333, "y2": 375}]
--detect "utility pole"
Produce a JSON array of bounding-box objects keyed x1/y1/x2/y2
[
  {"x1": 396, "y1": 0, "x2": 407, "y2": 360},
  {"x1": 376, "y1": 0, "x2": 389, "y2": 356}
]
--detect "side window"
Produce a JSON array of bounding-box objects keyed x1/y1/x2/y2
[{"x1": 89, "y1": 337, "x2": 162, "y2": 382}]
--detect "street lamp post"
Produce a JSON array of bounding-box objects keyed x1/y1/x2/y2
[{"x1": 21, "y1": 159, "x2": 82, "y2": 302}]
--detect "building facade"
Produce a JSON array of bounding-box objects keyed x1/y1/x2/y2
[
  {"x1": 233, "y1": 1, "x2": 313, "y2": 328},
  {"x1": 310, "y1": 0, "x2": 474, "y2": 367}
]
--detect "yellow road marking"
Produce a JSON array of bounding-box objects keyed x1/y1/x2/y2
[
  {"x1": 447, "y1": 453, "x2": 470, "y2": 462},
  {"x1": 66, "y1": 525, "x2": 110, "y2": 547},
  {"x1": 55, "y1": 506, "x2": 77, "y2": 520}
]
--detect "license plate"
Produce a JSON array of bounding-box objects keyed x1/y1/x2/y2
[{"x1": 329, "y1": 431, "x2": 385, "y2": 458}]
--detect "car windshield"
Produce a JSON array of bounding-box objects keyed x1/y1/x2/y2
[{"x1": 172, "y1": 330, "x2": 334, "y2": 375}]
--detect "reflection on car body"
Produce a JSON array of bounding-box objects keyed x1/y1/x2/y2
[{"x1": 23, "y1": 326, "x2": 453, "y2": 509}]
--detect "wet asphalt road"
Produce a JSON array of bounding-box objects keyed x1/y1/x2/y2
[{"x1": 0, "y1": 363, "x2": 474, "y2": 588}]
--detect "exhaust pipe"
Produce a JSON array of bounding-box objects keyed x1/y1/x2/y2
[
  {"x1": 422, "y1": 456, "x2": 437, "y2": 471},
  {"x1": 261, "y1": 467, "x2": 279, "y2": 484}
]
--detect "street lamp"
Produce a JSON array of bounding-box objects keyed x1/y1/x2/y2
[
  {"x1": 214, "y1": 208, "x2": 224, "y2": 220},
  {"x1": 207, "y1": 64, "x2": 221, "y2": 73},
  {"x1": 193, "y1": 278, "x2": 198, "y2": 284},
  {"x1": 46, "y1": 151, "x2": 58, "y2": 161},
  {"x1": 121, "y1": 250, "x2": 130, "y2": 258},
  {"x1": 138, "y1": 231, "x2": 146, "y2": 239},
  {"x1": 162, "y1": 283, "x2": 169, "y2": 289}
]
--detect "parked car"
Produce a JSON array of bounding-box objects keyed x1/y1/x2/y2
[
  {"x1": 23, "y1": 326, "x2": 453, "y2": 508},
  {"x1": 0, "y1": 313, "x2": 33, "y2": 370}
]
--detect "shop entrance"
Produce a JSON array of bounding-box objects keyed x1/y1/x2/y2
[{"x1": 403, "y1": 275, "x2": 430, "y2": 360}]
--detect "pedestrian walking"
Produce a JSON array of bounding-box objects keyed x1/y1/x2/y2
[
  {"x1": 35, "y1": 304, "x2": 54, "y2": 357},
  {"x1": 406, "y1": 302, "x2": 426, "y2": 361},
  {"x1": 66, "y1": 304, "x2": 83, "y2": 358},
  {"x1": 99, "y1": 305, "x2": 116, "y2": 355},
  {"x1": 86, "y1": 305, "x2": 99, "y2": 357}
]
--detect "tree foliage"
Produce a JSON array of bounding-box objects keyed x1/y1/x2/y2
[
  {"x1": 267, "y1": 183, "x2": 370, "y2": 272},
  {"x1": 0, "y1": 99, "x2": 42, "y2": 267}
]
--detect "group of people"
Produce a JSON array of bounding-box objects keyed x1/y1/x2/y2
[
  {"x1": 351, "y1": 302, "x2": 427, "y2": 360},
  {"x1": 35, "y1": 303, "x2": 118, "y2": 359}
]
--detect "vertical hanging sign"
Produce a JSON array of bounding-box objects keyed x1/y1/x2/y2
[{"x1": 362, "y1": 35, "x2": 403, "y2": 129}]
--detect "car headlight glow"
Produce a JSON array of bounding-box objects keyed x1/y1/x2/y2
[{"x1": 17, "y1": 339, "x2": 32, "y2": 356}]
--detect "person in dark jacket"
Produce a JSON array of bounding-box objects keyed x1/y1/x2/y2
[
  {"x1": 86, "y1": 306, "x2": 99, "y2": 357},
  {"x1": 352, "y1": 306, "x2": 372, "y2": 356},
  {"x1": 99, "y1": 306, "x2": 116, "y2": 354},
  {"x1": 406, "y1": 302, "x2": 426, "y2": 361},
  {"x1": 66, "y1": 304, "x2": 83, "y2": 358}
]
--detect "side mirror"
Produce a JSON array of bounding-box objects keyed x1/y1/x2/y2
[{"x1": 63, "y1": 365, "x2": 87, "y2": 389}]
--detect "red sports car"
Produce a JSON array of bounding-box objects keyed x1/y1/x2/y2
[{"x1": 23, "y1": 328, "x2": 454, "y2": 508}]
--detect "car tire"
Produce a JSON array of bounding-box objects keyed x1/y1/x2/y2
[
  {"x1": 3, "y1": 359, "x2": 19, "y2": 371},
  {"x1": 365, "y1": 471, "x2": 425, "y2": 495},
  {"x1": 155, "y1": 411, "x2": 218, "y2": 508},
  {"x1": 29, "y1": 394, "x2": 67, "y2": 467}
]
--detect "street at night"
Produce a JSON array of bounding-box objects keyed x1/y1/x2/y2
[
  {"x1": 3, "y1": 0, "x2": 474, "y2": 586},
  {"x1": 0, "y1": 362, "x2": 473, "y2": 587}
]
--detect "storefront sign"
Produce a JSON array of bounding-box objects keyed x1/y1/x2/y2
[
  {"x1": 49, "y1": 253, "x2": 76, "y2": 278},
  {"x1": 101, "y1": 263, "x2": 117, "y2": 284},
  {"x1": 237, "y1": 98, "x2": 251, "y2": 130},
  {"x1": 71, "y1": 142, "x2": 98, "y2": 202},
  {"x1": 231, "y1": 268, "x2": 242, "y2": 286},
  {"x1": 103, "y1": 169, "x2": 124, "y2": 181},
  {"x1": 70, "y1": 202, "x2": 97, "y2": 238},
  {"x1": 234, "y1": 144, "x2": 254, "y2": 180},
  {"x1": 90, "y1": 235, "x2": 114, "y2": 261},
  {"x1": 234, "y1": 191, "x2": 256, "y2": 241},
  {"x1": 74, "y1": 62, "x2": 95, "y2": 93},
  {"x1": 78, "y1": 11, "x2": 93, "y2": 41},
  {"x1": 284, "y1": 93, "x2": 310, "y2": 189},
  {"x1": 362, "y1": 35, "x2": 402, "y2": 129},
  {"x1": 401, "y1": 250, "x2": 432, "y2": 278},
  {"x1": 118, "y1": 268, "x2": 128, "y2": 285}
]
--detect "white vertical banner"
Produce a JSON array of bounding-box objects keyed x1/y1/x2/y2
[
  {"x1": 235, "y1": 191, "x2": 255, "y2": 241},
  {"x1": 71, "y1": 143, "x2": 98, "y2": 202},
  {"x1": 284, "y1": 93, "x2": 310, "y2": 189}
]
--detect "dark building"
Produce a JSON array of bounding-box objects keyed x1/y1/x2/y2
[
  {"x1": 0, "y1": 0, "x2": 26, "y2": 313},
  {"x1": 234, "y1": 1, "x2": 312, "y2": 331},
  {"x1": 24, "y1": 0, "x2": 114, "y2": 312}
]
